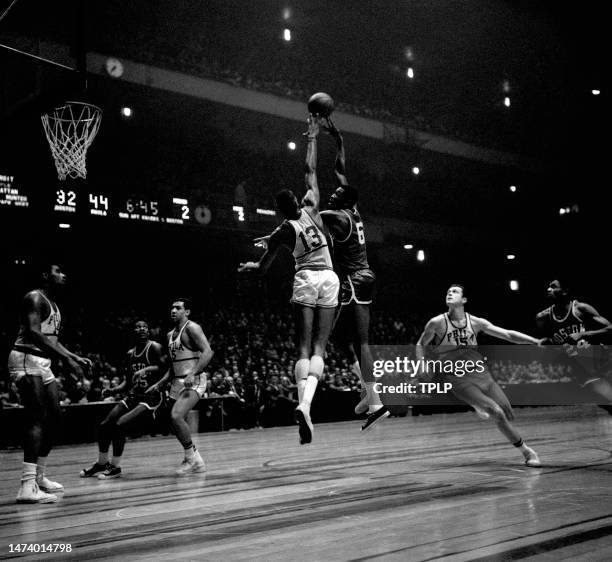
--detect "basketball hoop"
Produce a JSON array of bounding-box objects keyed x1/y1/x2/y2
[{"x1": 41, "y1": 101, "x2": 102, "y2": 180}]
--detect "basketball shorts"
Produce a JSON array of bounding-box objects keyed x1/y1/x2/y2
[
  {"x1": 440, "y1": 369, "x2": 513, "y2": 419},
  {"x1": 122, "y1": 389, "x2": 164, "y2": 411},
  {"x1": 8, "y1": 350, "x2": 55, "y2": 385},
  {"x1": 291, "y1": 269, "x2": 339, "y2": 308},
  {"x1": 169, "y1": 375, "x2": 207, "y2": 400},
  {"x1": 340, "y1": 268, "x2": 376, "y2": 306}
]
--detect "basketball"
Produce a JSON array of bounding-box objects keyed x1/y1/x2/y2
[{"x1": 307, "y1": 92, "x2": 335, "y2": 117}]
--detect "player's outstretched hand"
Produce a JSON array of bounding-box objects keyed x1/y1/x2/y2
[
  {"x1": 323, "y1": 117, "x2": 341, "y2": 138},
  {"x1": 303, "y1": 114, "x2": 321, "y2": 138},
  {"x1": 238, "y1": 261, "x2": 260, "y2": 273},
  {"x1": 67, "y1": 357, "x2": 85, "y2": 378},
  {"x1": 253, "y1": 235, "x2": 270, "y2": 249}
]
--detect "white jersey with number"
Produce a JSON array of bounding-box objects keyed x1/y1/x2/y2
[
  {"x1": 287, "y1": 208, "x2": 333, "y2": 272},
  {"x1": 14, "y1": 290, "x2": 61, "y2": 358},
  {"x1": 168, "y1": 321, "x2": 200, "y2": 378}
]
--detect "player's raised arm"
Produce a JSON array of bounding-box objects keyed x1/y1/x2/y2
[
  {"x1": 324, "y1": 117, "x2": 349, "y2": 187},
  {"x1": 303, "y1": 115, "x2": 320, "y2": 211},
  {"x1": 185, "y1": 323, "x2": 214, "y2": 377},
  {"x1": 475, "y1": 316, "x2": 541, "y2": 344}
]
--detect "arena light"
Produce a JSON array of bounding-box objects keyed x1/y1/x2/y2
[
  {"x1": 504, "y1": 96, "x2": 511, "y2": 108},
  {"x1": 506, "y1": 254, "x2": 516, "y2": 260},
  {"x1": 592, "y1": 89, "x2": 600, "y2": 96},
  {"x1": 120, "y1": 106, "x2": 133, "y2": 118},
  {"x1": 282, "y1": 7, "x2": 291, "y2": 20},
  {"x1": 509, "y1": 185, "x2": 517, "y2": 192},
  {"x1": 412, "y1": 166, "x2": 420, "y2": 175},
  {"x1": 403, "y1": 244, "x2": 413, "y2": 250},
  {"x1": 503, "y1": 79, "x2": 511, "y2": 93},
  {"x1": 406, "y1": 67, "x2": 414, "y2": 79},
  {"x1": 404, "y1": 47, "x2": 414, "y2": 61},
  {"x1": 417, "y1": 250, "x2": 425, "y2": 261},
  {"x1": 287, "y1": 141, "x2": 296, "y2": 151},
  {"x1": 559, "y1": 207, "x2": 566, "y2": 215},
  {"x1": 510, "y1": 280, "x2": 519, "y2": 291},
  {"x1": 283, "y1": 28, "x2": 291, "y2": 41},
  {"x1": 59, "y1": 223, "x2": 71, "y2": 229}
]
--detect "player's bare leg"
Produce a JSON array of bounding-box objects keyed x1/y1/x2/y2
[
  {"x1": 16, "y1": 376, "x2": 61, "y2": 503},
  {"x1": 294, "y1": 305, "x2": 316, "y2": 444},
  {"x1": 81, "y1": 402, "x2": 128, "y2": 478},
  {"x1": 171, "y1": 390, "x2": 205, "y2": 474},
  {"x1": 452, "y1": 384, "x2": 541, "y2": 467},
  {"x1": 295, "y1": 306, "x2": 336, "y2": 444}
]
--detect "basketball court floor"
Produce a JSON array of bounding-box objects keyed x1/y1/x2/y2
[{"x1": 1, "y1": 406, "x2": 611, "y2": 561}]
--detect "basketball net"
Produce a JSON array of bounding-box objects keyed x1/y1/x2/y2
[{"x1": 41, "y1": 101, "x2": 102, "y2": 180}]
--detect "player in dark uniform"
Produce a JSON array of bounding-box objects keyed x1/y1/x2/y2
[
  {"x1": 80, "y1": 320, "x2": 164, "y2": 479},
  {"x1": 417, "y1": 284, "x2": 542, "y2": 467},
  {"x1": 8, "y1": 263, "x2": 91, "y2": 503},
  {"x1": 319, "y1": 118, "x2": 387, "y2": 431},
  {"x1": 536, "y1": 279, "x2": 612, "y2": 408}
]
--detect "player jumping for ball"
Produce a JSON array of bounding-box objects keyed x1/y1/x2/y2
[
  {"x1": 80, "y1": 320, "x2": 165, "y2": 479},
  {"x1": 416, "y1": 284, "x2": 542, "y2": 467},
  {"x1": 239, "y1": 116, "x2": 340, "y2": 444},
  {"x1": 318, "y1": 117, "x2": 388, "y2": 431}
]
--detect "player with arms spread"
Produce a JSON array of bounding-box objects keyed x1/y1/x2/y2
[
  {"x1": 416, "y1": 284, "x2": 542, "y2": 467},
  {"x1": 318, "y1": 118, "x2": 387, "y2": 431},
  {"x1": 8, "y1": 263, "x2": 91, "y2": 503},
  {"x1": 148, "y1": 298, "x2": 213, "y2": 474},
  {"x1": 239, "y1": 116, "x2": 340, "y2": 444},
  {"x1": 80, "y1": 319, "x2": 164, "y2": 479}
]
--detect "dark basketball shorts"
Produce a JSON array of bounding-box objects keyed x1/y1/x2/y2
[
  {"x1": 121, "y1": 389, "x2": 164, "y2": 411},
  {"x1": 340, "y1": 268, "x2": 375, "y2": 306}
]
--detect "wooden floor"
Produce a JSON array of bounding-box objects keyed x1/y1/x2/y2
[{"x1": 1, "y1": 406, "x2": 612, "y2": 561}]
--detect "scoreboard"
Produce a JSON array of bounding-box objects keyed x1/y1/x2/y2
[
  {"x1": 53, "y1": 189, "x2": 195, "y2": 226},
  {"x1": 1, "y1": 174, "x2": 278, "y2": 230}
]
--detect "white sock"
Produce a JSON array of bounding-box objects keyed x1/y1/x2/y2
[
  {"x1": 301, "y1": 355, "x2": 324, "y2": 410},
  {"x1": 111, "y1": 456, "x2": 122, "y2": 468},
  {"x1": 98, "y1": 451, "x2": 109, "y2": 465},
  {"x1": 185, "y1": 445, "x2": 196, "y2": 461},
  {"x1": 21, "y1": 462, "x2": 37, "y2": 483},
  {"x1": 294, "y1": 358, "x2": 310, "y2": 403},
  {"x1": 36, "y1": 455, "x2": 48, "y2": 478},
  {"x1": 365, "y1": 382, "x2": 383, "y2": 411}
]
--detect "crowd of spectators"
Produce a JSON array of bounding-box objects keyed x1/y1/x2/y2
[{"x1": 2, "y1": 301, "x2": 579, "y2": 428}]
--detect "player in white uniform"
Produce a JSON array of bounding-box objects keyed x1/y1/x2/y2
[
  {"x1": 148, "y1": 298, "x2": 213, "y2": 474},
  {"x1": 239, "y1": 116, "x2": 340, "y2": 444},
  {"x1": 416, "y1": 284, "x2": 543, "y2": 467},
  {"x1": 7, "y1": 263, "x2": 91, "y2": 503}
]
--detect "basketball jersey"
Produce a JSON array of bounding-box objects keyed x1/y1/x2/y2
[
  {"x1": 333, "y1": 208, "x2": 369, "y2": 274},
  {"x1": 287, "y1": 208, "x2": 333, "y2": 272},
  {"x1": 540, "y1": 301, "x2": 585, "y2": 344},
  {"x1": 168, "y1": 321, "x2": 201, "y2": 378},
  {"x1": 14, "y1": 290, "x2": 61, "y2": 358},
  {"x1": 127, "y1": 341, "x2": 160, "y2": 391},
  {"x1": 435, "y1": 313, "x2": 480, "y2": 359}
]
